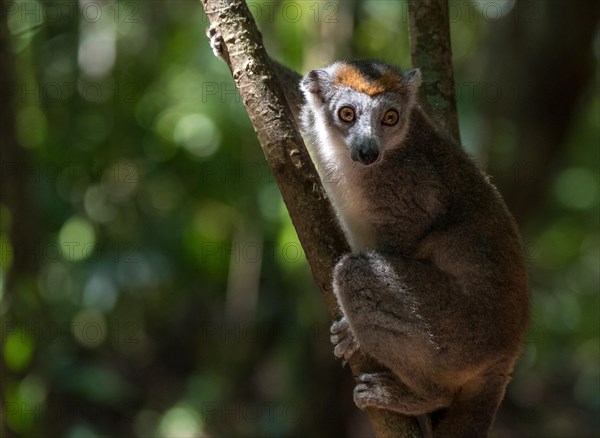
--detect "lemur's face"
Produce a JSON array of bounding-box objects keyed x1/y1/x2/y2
[
  {"x1": 326, "y1": 91, "x2": 408, "y2": 165},
  {"x1": 301, "y1": 61, "x2": 421, "y2": 166}
]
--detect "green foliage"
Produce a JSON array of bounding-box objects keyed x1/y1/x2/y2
[{"x1": 1, "y1": 1, "x2": 597, "y2": 437}]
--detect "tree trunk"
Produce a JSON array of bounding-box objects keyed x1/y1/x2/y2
[
  {"x1": 199, "y1": 1, "x2": 459, "y2": 436},
  {"x1": 0, "y1": 10, "x2": 42, "y2": 438},
  {"x1": 477, "y1": 0, "x2": 599, "y2": 224},
  {"x1": 408, "y1": 0, "x2": 460, "y2": 143}
]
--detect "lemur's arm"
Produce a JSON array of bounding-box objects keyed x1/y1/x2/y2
[
  {"x1": 207, "y1": 25, "x2": 303, "y2": 124},
  {"x1": 270, "y1": 60, "x2": 303, "y2": 123}
]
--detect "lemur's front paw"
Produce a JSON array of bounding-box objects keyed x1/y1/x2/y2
[
  {"x1": 206, "y1": 24, "x2": 226, "y2": 59},
  {"x1": 330, "y1": 316, "x2": 360, "y2": 362}
]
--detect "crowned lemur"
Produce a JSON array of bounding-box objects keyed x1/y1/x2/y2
[{"x1": 208, "y1": 26, "x2": 529, "y2": 437}]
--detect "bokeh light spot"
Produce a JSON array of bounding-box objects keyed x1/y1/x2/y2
[
  {"x1": 84, "y1": 184, "x2": 117, "y2": 223},
  {"x1": 158, "y1": 404, "x2": 203, "y2": 438},
  {"x1": 83, "y1": 272, "x2": 118, "y2": 312},
  {"x1": 174, "y1": 113, "x2": 220, "y2": 158},
  {"x1": 555, "y1": 167, "x2": 598, "y2": 210},
  {"x1": 59, "y1": 216, "x2": 96, "y2": 261},
  {"x1": 18, "y1": 374, "x2": 47, "y2": 405},
  {"x1": 72, "y1": 309, "x2": 107, "y2": 348},
  {"x1": 4, "y1": 329, "x2": 35, "y2": 372},
  {"x1": 103, "y1": 161, "x2": 140, "y2": 201}
]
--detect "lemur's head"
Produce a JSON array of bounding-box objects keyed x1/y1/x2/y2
[{"x1": 300, "y1": 61, "x2": 421, "y2": 166}]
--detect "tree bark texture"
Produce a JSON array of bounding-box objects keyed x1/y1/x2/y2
[
  {"x1": 200, "y1": 0, "x2": 348, "y2": 315},
  {"x1": 408, "y1": 0, "x2": 460, "y2": 143},
  {"x1": 198, "y1": 1, "x2": 421, "y2": 436}
]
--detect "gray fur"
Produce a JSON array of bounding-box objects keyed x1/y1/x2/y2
[
  {"x1": 301, "y1": 61, "x2": 530, "y2": 437},
  {"x1": 205, "y1": 29, "x2": 530, "y2": 434}
]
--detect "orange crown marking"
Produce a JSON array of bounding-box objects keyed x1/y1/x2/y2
[{"x1": 334, "y1": 65, "x2": 404, "y2": 96}]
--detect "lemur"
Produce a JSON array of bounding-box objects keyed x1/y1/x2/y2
[{"x1": 208, "y1": 27, "x2": 529, "y2": 438}]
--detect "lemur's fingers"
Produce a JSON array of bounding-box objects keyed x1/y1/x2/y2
[
  {"x1": 330, "y1": 317, "x2": 350, "y2": 334},
  {"x1": 330, "y1": 329, "x2": 352, "y2": 347},
  {"x1": 206, "y1": 23, "x2": 216, "y2": 37},
  {"x1": 333, "y1": 334, "x2": 359, "y2": 361},
  {"x1": 206, "y1": 24, "x2": 226, "y2": 60}
]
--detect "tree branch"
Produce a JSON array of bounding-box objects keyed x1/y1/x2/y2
[
  {"x1": 200, "y1": 0, "x2": 346, "y2": 313},
  {"x1": 408, "y1": 0, "x2": 460, "y2": 143},
  {"x1": 199, "y1": 0, "x2": 421, "y2": 436}
]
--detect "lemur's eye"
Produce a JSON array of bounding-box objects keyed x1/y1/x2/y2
[
  {"x1": 382, "y1": 109, "x2": 399, "y2": 126},
  {"x1": 338, "y1": 106, "x2": 355, "y2": 123}
]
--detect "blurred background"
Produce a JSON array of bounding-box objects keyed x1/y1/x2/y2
[{"x1": 0, "y1": 0, "x2": 598, "y2": 437}]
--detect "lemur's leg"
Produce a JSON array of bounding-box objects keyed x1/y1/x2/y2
[
  {"x1": 330, "y1": 318, "x2": 447, "y2": 417},
  {"x1": 433, "y1": 369, "x2": 511, "y2": 438},
  {"x1": 333, "y1": 251, "x2": 444, "y2": 369},
  {"x1": 332, "y1": 251, "x2": 511, "y2": 436},
  {"x1": 332, "y1": 251, "x2": 455, "y2": 415}
]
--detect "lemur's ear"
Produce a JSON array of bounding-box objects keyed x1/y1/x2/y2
[
  {"x1": 300, "y1": 69, "x2": 331, "y2": 105},
  {"x1": 405, "y1": 68, "x2": 422, "y2": 94}
]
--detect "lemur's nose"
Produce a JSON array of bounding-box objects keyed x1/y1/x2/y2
[{"x1": 356, "y1": 146, "x2": 379, "y2": 165}]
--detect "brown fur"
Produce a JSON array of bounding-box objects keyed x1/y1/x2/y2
[
  {"x1": 298, "y1": 60, "x2": 530, "y2": 437},
  {"x1": 335, "y1": 64, "x2": 406, "y2": 96}
]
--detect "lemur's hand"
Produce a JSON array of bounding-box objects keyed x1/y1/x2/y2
[
  {"x1": 206, "y1": 24, "x2": 229, "y2": 62},
  {"x1": 330, "y1": 317, "x2": 360, "y2": 364}
]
